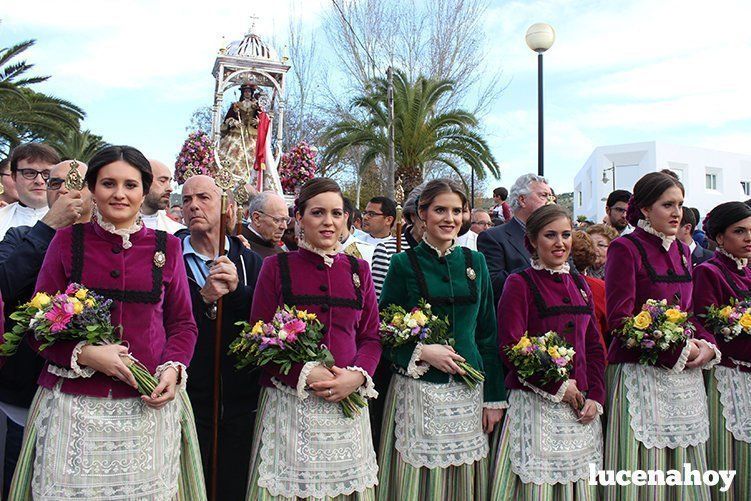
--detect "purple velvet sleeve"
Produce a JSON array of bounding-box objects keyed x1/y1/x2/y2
[{"x1": 351, "y1": 262, "x2": 382, "y2": 376}]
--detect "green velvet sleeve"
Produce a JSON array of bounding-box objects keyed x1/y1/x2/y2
[
  {"x1": 378, "y1": 254, "x2": 419, "y2": 370},
  {"x1": 474, "y1": 253, "x2": 507, "y2": 403}
]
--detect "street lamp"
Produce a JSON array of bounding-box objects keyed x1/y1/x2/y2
[
  {"x1": 526, "y1": 23, "x2": 555, "y2": 177},
  {"x1": 602, "y1": 162, "x2": 616, "y2": 192}
]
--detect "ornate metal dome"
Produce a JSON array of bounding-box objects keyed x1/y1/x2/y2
[{"x1": 223, "y1": 26, "x2": 278, "y2": 61}]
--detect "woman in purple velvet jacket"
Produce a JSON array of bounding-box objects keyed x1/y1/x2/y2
[
  {"x1": 693, "y1": 201, "x2": 751, "y2": 500},
  {"x1": 245, "y1": 178, "x2": 382, "y2": 501},
  {"x1": 603, "y1": 172, "x2": 720, "y2": 500},
  {"x1": 8, "y1": 146, "x2": 205, "y2": 500},
  {"x1": 492, "y1": 205, "x2": 606, "y2": 500}
]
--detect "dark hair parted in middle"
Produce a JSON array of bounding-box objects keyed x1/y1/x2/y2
[
  {"x1": 524, "y1": 204, "x2": 573, "y2": 256},
  {"x1": 295, "y1": 177, "x2": 343, "y2": 215},
  {"x1": 418, "y1": 178, "x2": 468, "y2": 214},
  {"x1": 702, "y1": 201, "x2": 751, "y2": 241},
  {"x1": 625, "y1": 172, "x2": 684, "y2": 227},
  {"x1": 85, "y1": 145, "x2": 153, "y2": 195}
]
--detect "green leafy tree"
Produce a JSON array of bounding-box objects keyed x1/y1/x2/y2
[
  {"x1": 321, "y1": 69, "x2": 499, "y2": 195},
  {"x1": 49, "y1": 128, "x2": 109, "y2": 162},
  {"x1": 0, "y1": 38, "x2": 85, "y2": 155}
]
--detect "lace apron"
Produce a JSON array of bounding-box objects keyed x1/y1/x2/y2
[
  {"x1": 622, "y1": 364, "x2": 709, "y2": 448},
  {"x1": 31, "y1": 384, "x2": 181, "y2": 500},
  {"x1": 258, "y1": 382, "x2": 378, "y2": 499},
  {"x1": 715, "y1": 365, "x2": 751, "y2": 443},
  {"x1": 507, "y1": 390, "x2": 602, "y2": 484},
  {"x1": 393, "y1": 375, "x2": 487, "y2": 469}
]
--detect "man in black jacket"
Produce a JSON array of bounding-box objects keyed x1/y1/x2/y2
[
  {"x1": 678, "y1": 206, "x2": 713, "y2": 267},
  {"x1": 178, "y1": 175, "x2": 263, "y2": 500},
  {"x1": 0, "y1": 160, "x2": 89, "y2": 497},
  {"x1": 478, "y1": 173, "x2": 553, "y2": 303}
]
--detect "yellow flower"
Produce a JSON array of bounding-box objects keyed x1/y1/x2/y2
[
  {"x1": 306, "y1": 313, "x2": 317, "y2": 321},
  {"x1": 411, "y1": 310, "x2": 428, "y2": 327},
  {"x1": 633, "y1": 311, "x2": 652, "y2": 330},
  {"x1": 664, "y1": 308, "x2": 685, "y2": 324},
  {"x1": 75, "y1": 288, "x2": 88, "y2": 300},
  {"x1": 85, "y1": 299, "x2": 95, "y2": 308},
  {"x1": 548, "y1": 346, "x2": 561, "y2": 359},
  {"x1": 71, "y1": 299, "x2": 83, "y2": 314},
  {"x1": 251, "y1": 320, "x2": 265, "y2": 336},
  {"x1": 391, "y1": 314, "x2": 404, "y2": 327},
  {"x1": 514, "y1": 336, "x2": 531, "y2": 351},
  {"x1": 740, "y1": 313, "x2": 751, "y2": 330},
  {"x1": 297, "y1": 310, "x2": 308, "y2": 319},
  {"x1": 719, "y1": 306, "x2": 733, "y2": 320},
  {"x1": 30, "y1": 293, "x2": 51, "y2": 310}
]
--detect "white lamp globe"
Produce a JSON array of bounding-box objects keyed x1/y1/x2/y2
[{"x1": 526, "y1": 23, "x2": 556, "y2": 53}]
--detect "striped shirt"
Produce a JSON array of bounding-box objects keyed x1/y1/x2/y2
[{"x1": 371, "y1": 236, "x2": 412, "y2": 299}]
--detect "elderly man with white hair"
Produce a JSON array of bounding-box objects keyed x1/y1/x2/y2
[
  {"x1": 240, "y1": 190, "x2": 288, "y2": 258},
  {"x1": 140, "y1": 159, "x2": 184, "y2": 233},
  {"x1": 477, "y1": 173, "x2": 553, "y2": 302}
]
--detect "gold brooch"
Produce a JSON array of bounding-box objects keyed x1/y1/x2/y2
[
  {"x1": 682, "y1": 255, "x2": 688, "y2": 267},
  {"x1": 153, "y1": 251, "x2": 166, "y2": 268},
  {"x1": 580, "y1": 288, "x2": 588, "y2": 302},
  {"x1": 466, "y1": 268, "x2": 476, "y2": 280},
  {"x1": 353, "y1": 273, "x2": 361, "y2": 289}
]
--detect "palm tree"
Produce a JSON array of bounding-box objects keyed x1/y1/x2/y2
[
  {"x1": 0, "y1": 38, "x2": 85, "y2": 155},
  {"x1": 321, "y1": 69, "x2": 500, "y2": 196},
  {"x1": 49, "y1": 128, "x2": 109, "y2": 162}
]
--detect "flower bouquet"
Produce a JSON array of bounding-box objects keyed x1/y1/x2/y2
[
  {"x1": 379, "y1": 299, "x2": 485, "y2": 389},
  {"x1": 701, "y1": 298, "x2": 751, "y2": 342},
  {"x1": 504, "y1": 331, "x2": 576, "y2": 385},
  {"x1": 278, "y1": 141, "x2": 317, "y2": 195},
  {"x1": 231, "y1": 305, "x2": 368, "y2": 418},
  {"x1": 618, "y1": 299, "x2": 694, "y2": 365},
  {"x1": 174, "y1": 130, "x2": 217, "y2": 184},
  {"x1": 0, "y1": 284, "x2": 158, "y2": 395}
]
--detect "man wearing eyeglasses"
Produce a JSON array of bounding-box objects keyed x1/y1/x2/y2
[
  {"x1": 241, "y1": 191, "x2": 288, "y2": 258},
  {"x1": 0, "y1": 159, "x2": 90, "y2": 498},
  {"x1": 604, "y1": 189, "x2": 632, "y2": 235},
  {"x1": 470, "y1": 209, "x2": 492, "y2": 234},
  {"x1": 360, "y1": 196, "x2": 396, "y2": 246},
  {"x1": 0, "y1": 143, "x2": 60, "y2": 240}
]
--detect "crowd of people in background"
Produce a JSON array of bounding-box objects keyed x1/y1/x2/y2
[{"x1": 1, "y1": 141, "x2": 751, "y2": 500}]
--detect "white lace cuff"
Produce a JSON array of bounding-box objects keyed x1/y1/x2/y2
[
  {"x1": 670, "y1": 341, "x2": 693, "y2": 373},
  {"x1": 297, "y1": 361, "x2": 321, "y2": 400},
  {"x1": 697, "y1": 339, "x2": 722, "y2": 370},
  {"x1": 155, "y1": 361, "x2": 188, "y2": 390},
  {"x1": 407, "y1": 343, "x2": 430, "y2": 378},
  {"x1": 521, "y1": 378, "x2": 570, "y2": 403},
  {"x1": 483, "y1": 401, "x2": 508, "y2": 410},
  {"x1": 593, "y1": 400, "x2": 604, "y2": 416},
  {"x1": 63, "y1": 341, "x2": 96, "y2": 379},
  {"x1": 346, "y1": 366, "x2": 379, "y2": 399}
]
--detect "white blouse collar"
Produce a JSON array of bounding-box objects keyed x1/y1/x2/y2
[
  {"x1": 531, "y1": 258, "x2": 570, "y2": 275},
  {"x1": 638, "y1": 219, "x2": 675, "y2": 252},
  {"x1": 298, "y1": 238, "x2": 342, "y2": 267},
  {"x1": 94, "y1": 211, "x2": 143, "y2": 249},
  {"x1": 422, "y1": 236, "x2": 458, "y2": 257},
  {"x1": 717, "y1": 246, "x2": 749, "y2": 271}
]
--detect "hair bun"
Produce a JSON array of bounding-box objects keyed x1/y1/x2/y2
[{"x1": 625, "y1": 195, "x2": 642, "y2": 227}]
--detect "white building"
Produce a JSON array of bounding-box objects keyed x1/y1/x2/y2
[{"x1": 574, "y1": 141, "x2": 751, "y2": 223}]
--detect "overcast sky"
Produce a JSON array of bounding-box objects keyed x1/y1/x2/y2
[{"x1": 2, "y1": 0, "x2": 750, "y2": 194}]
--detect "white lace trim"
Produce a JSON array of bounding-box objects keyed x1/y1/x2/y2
[
  {"x1": 297, "y1": 239, "x2": 342, "y2": 267},
  {"x1": 66, "y1": 341, "x2": 96, "y2": 378},
  {"x1": 31, "y1": 384, "x2": 182, "y2": 499},
  {"x1": 671, "y1": 341, "x2": 693, "y2": 373},
  {"x1": 530, "y1": 259, "x2": 570, "y2": 274},
  {"x1": 95, "y1": 212, "x2": 143, "y2": 250},
  {"x1": 507, "y1": 390, "x2": 602, "y2": 485},
  {"x1": 638, "y1": 219, "x2": 676, "y2": 252},
  {"x1": 717, "y1": 246, "x2": 749, "y2": 270},
  {"x1": 257, "y1": 386, "x2": 378, "y2": 498},
  {"x1": 697, "y1": 339, "x2": 722, "y2": 370},
  {"x1": 593, "y1": 401, "x2": 604, "y2": 416},
  {"x1": 714, "y1": 366, "x2": 751, "y2": 443},
  {"x1": 297, "y1": 361, "x2": 321, "y2": 399},
  {"x1": 521, "y1": 378, "x2": 570, "y2": 403},
  {"x1": 155, "y1": 362, "x2": 188, "y2": 391},
  {"x1": 406, "y1": 343, "x2": 430, "y2": 378},
  {"x1": 422, "y1": 236, "x2": 458, "y2": 257},
  {"x1": 622, "y1": 363, "x2": 709, "y2": 449},
  {"x1": 483, "y1": 401, "x2": 509, "y2": 410},
  {"x1": 346, "y1": 366, "x2": 379, "y2": 399},
  {"x1": 393, "y1": 375, "x2": 488, "y2": 469}
]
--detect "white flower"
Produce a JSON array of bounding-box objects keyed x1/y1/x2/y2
[
  {"x1": 278, "y1": 330, "x2": 288, "y2": 341},
  {"x1": 406, "y1": 318, "x2": 418, "y2": 329},
  {"x1": 424, "y1": 303, "x2": 431, "y2": 309}
]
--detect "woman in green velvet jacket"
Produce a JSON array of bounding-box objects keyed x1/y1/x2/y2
[{"x1": 377, "y1": 178, "x2": 506, "y2": 501}]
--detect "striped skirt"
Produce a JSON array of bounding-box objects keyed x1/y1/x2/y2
[
  {"x1": 8, "y1": 387, "x2": 206, "y2": 501},
  {"x1": 706, "y1": 366, "x2": 751, "y2": 501},
  {"x1": 246, "y1": 388, "x2": 376, "y2": 501},
  {"x1": 604, "y1": 364, "x2": 710, "y2": 501},
  {"x1": 376, "y1": 378, "x2": 488, "y2": 501}
]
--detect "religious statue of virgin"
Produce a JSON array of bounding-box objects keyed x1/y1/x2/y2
[{"x1": 218, "y1": 83, "x2": 262, "y2": 180}]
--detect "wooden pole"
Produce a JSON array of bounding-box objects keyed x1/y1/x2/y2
[{"x1": 395, "y1": 204, "x2": 403, "y2": 253}]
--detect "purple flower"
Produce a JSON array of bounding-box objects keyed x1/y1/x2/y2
[{"x1": 641, "y1": 339, "x2": 656, "y2": 349}]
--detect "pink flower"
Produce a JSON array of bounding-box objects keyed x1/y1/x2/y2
[
  {"x1": 284, "y1": 319, "x2": 306, "y2": 336},
  {"x1": 45, "y1": 302, "x2": 75, "y2": 332},
  {"x1": 554, "y1": 357, "x2": 568, "y2": 367},
  {"x1": 65, "y1": 284, "x2": 78, "y2": 295}
]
